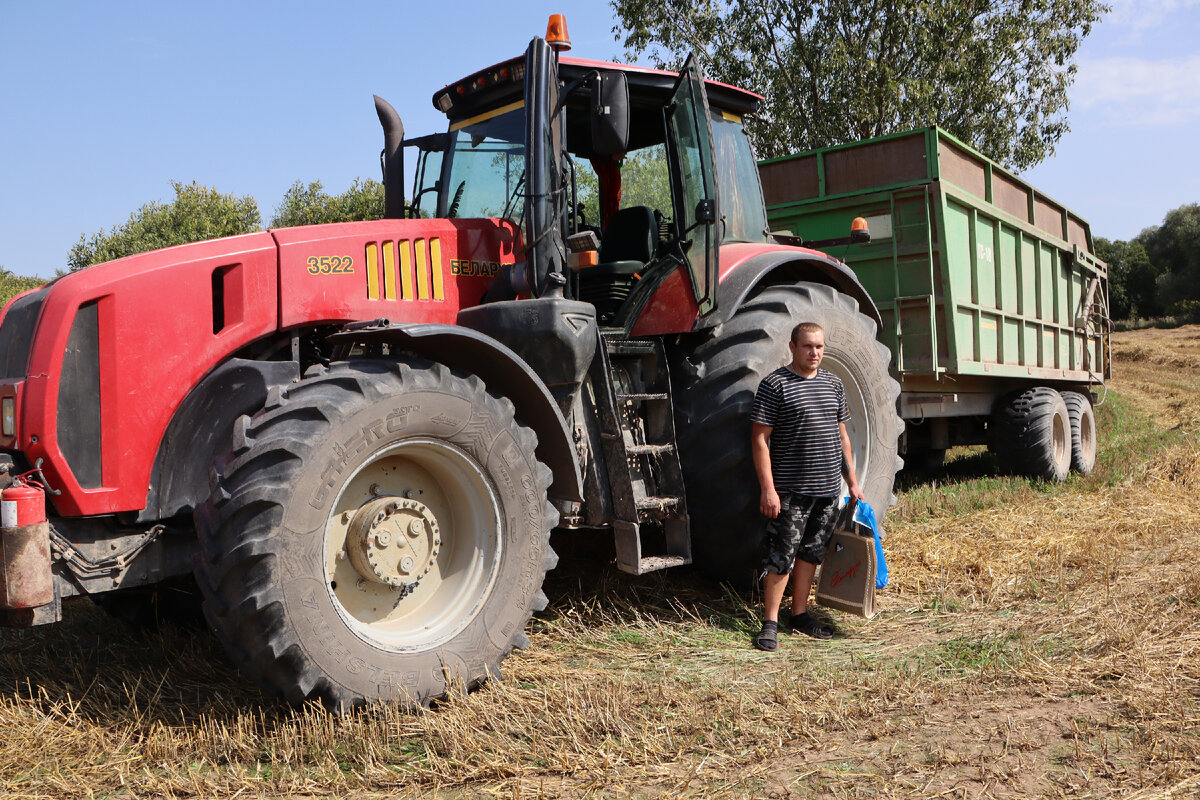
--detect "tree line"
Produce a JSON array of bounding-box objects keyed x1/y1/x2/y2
[
  {"x1": 1095, "y1": 203, "x2": 1200, "y2": 324},
  {"x1": 65, "y1": 179, "x2": 384, "y2": 272},
  {"x1": 0, "y1": 179, "x2": 382, "y2": 306},
  {"x1": 8, "y1": 175, "x2": 1193, "y2": 328}
]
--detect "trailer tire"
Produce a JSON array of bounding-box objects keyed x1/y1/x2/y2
[
  {"x1": 193, "y1": 358, "x2": 557, "y2": 711},
  {"x1": 990, "y1": 387, "x2": 1071, "y2": 482},
  {"x1": 1061, "y1": 391, "x2": 1097, "y2": 475},
  {"x1": 670, "y1": 283, "x2": 902, "y2": 588}
]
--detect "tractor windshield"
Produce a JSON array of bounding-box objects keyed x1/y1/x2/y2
[
  {"x1": 711, "y1": 114, "x2": 768, "y2": 243},
  {"x1": 440, "y1": 107, "x2": 527, "y2": 226}
]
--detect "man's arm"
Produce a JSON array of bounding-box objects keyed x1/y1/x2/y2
[
  {"x1": 839, "y1": 421, "x2": 865, "y2": 502},
  {"x1": 751, "y1": 422, "x2": 780, "y2": 518}
]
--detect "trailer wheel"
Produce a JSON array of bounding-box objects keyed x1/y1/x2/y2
[
  {"x1": 990, "y1": 387, "x2": 1071, "y2": 482},
  {"x1": 193, "y1": 358, "x2": 557, "y2": 711},
  {"x1": 1061, "y1": 391, "x2": 1097, "y2": 475},
  {"x1": 669, "y1": 283, "x2": 902, "y2": 587}
]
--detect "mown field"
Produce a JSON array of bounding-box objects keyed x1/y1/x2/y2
[{"x1": 2, "y1": 327, "x2": 1199, "y2": 799}]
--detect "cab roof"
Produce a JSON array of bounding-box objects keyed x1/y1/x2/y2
[{"x1": 432, "y1": 53, "x2": 762, "y2": 125}]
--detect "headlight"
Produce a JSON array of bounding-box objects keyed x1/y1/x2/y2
[{"x1": 2, "y1": 397, "x2": 14, "y2": 437}]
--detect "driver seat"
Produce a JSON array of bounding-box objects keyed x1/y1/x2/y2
[{"x1": 579, "y1": 206, "x2": 658, "y2": 322}]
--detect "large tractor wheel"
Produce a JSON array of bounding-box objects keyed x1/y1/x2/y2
[
  {"x1": 670, "y1": 283, "x2": 903, "y2": 587},
  {"x1": 1061, "y1": 390, "x2": 1097, "y2": 475},
  {"x1": 989, "y1": 387, "x2": 1071, "y2": 482},
  {"x1": 193, "y1": 358, "x2": 557, "y2": 711}
]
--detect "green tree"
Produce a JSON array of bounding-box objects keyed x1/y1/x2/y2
[
  {"x1": 574, "y1": 146, "x2": 673, "y2": 227},
  {"x1": 270, "y1": 178, "x2": 385, "y2": 228},
  {"x1": 68, "y1": 181, "x2": 261, "y2": 271},
  {"x1": 1135, "y1": 203, "x2": 1200, "y2": 318},
  {"x1": 1094, "y1": 237, "x2": 1160, "y2": 320},
  {"x1": 611, "y1": 0, "x2": 1106, "y2": 168},
  {"x1": 0, "y1": 263, "x2": 47, "y2": 306}
]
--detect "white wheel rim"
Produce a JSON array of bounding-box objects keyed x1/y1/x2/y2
[
  {"x1": 323, "y1": 437, "x2": 502, "y2": 651},
  {"x1": 1053, "y1": 411, "x2": 1069, "y2": 470}
]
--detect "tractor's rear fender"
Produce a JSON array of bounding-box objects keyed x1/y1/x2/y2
[
  {"x1": 628, "y1": 243, "x2": 882, "y2": 336},
  {"x1": 326, "y1": 323, "x2": 583, "y2": 504},
  {"x1": 706, "y1": 244, "x2": 884, "y2": 333}
]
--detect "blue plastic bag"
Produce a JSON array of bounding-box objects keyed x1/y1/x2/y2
[{"x1": 846, "y1": 498, "x2": 889, "y2": 589}]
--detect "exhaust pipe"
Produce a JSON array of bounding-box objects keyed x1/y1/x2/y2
[{"x1": 373, "y1": 95, "x2": 405, "y2": 219}]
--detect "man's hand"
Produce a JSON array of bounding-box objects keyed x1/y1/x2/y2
[
  {"x1": 751, "y1": 423, "x2": 779, "y2": 518},
  {"x1": 838, "y1": 421, "x2": 865, "y2": 504},
  {"x1": 760, "y1": 487, "x2": 781, "y2": 518}
]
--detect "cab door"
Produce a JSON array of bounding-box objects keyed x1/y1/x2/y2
[{"x1": 665, "y1": 55, "x2": 720, "y2": 315}]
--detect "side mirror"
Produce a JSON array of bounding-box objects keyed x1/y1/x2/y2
[{"x1": 590, "y1": 71, "x2": 629, "y2": 157}]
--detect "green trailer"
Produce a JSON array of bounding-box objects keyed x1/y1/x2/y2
[{"x1": 759, "y1": 127, "x2": 1111, "y2": 479}]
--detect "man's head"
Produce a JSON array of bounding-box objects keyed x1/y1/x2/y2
[{"x1": 789, "y1": 322, "x2": 825, "y2": 376}]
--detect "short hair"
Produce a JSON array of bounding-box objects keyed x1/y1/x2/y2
[{"x1": 790, "y1": 322, "x2": 824, "y2": 343}]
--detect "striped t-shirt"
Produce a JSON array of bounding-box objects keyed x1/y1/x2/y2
[{"x1": 750, "y1": 366, "x2": 850, "y2": 497}]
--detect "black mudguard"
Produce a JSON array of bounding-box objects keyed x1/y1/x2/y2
[{"x1": 706, "y1": 250, "x2": 884, "y2": 332}]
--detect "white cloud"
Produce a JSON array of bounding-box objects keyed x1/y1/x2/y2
[
  {"x1": 1072, "y1": 54, "x2": 1200, "y2": 126},
  {"x1": 1105, "y1": 0, "x2": 1200, "y2": 31}
]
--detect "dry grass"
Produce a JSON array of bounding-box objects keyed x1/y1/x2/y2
[{"x1": 3, "y1": 327, "x2": 1200, "y2": 799}]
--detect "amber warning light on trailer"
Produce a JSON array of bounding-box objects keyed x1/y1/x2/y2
[
  {"x1": 546, "y1": 14, "x2": 571, "y2": 51},
  {"x1": 850, "y1": 217, "x2": 871, "y2": 243}
]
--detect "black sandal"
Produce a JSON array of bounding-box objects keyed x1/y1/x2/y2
[
  {"x1": 789, "y1": 612, "x2": 834, "y2": 640},
  {"x1": 753, "y1": 620, "x2": 779, "y2": 651}
]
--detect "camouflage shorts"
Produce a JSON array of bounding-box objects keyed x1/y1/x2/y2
[{"x1": 761, "y1": 493, "x2": 840, "y2": 575}]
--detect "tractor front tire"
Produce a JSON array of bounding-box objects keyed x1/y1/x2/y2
[
  {"x1": 1061, "y1": 390, "x2": 1097, "y2": 475},
  {"x1": 990, "y1": 387, "x2": 1071, "y2": 482},
  {"x1": 193, "y1": 358, "x2": 557, "y2": 711},
  {"x1": 670, "y1": 283, "x2": 902, "y2": 587}
]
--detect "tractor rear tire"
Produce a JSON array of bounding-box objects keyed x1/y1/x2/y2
[
  {"x1": 989, "y1": 387, "x2": 1071, "y2": 482},
  {"x1": 1061, "y1": 391, "x2": 1097, "y2": 475},
  {"x1": 193, "y1": 358, "x2": 557, "y2": 711},
  {"x1": 669, "y1": 283, "x2": 902, "y2": 588}
]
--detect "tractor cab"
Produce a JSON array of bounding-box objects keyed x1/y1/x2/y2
[{"x1": 391, "y1": 16, "x2": 769, "y2": 332}]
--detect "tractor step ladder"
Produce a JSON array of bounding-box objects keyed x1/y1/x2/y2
[{"x1": 593, "y1": 334, "x2": 691, "y2": 574}]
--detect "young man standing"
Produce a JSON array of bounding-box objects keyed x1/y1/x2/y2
[{"x1": 750, "y1": 322, "x2": 864, "y2": 651}]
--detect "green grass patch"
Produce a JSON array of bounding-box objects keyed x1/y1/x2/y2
[
  {"x1": 1091, "y1": 390, "x2": 1186, "y2": 483},
  {"x1": 936, "y1": 632, "x2": 1023, "y2": 671},
  {"x1": 893, "y1": 387, "x2": 1184, "y2": 524}
]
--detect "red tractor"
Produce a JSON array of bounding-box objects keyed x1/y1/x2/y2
[{"x1": 0, "y1": 17, "x2": 900, "y2": 709}]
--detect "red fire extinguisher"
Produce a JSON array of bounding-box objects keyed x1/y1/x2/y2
[
  {"x1": 1, "y1": 473, "x2": 53, "y2": 609},
  {"x1": 2, "y1": 477, "x2": 46, "y2": 527}
]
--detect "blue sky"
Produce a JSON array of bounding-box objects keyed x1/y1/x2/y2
[{"x1": 2, "y1": 1, "x2": 1197, "y2": 278}]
